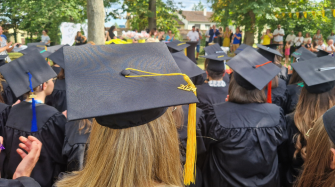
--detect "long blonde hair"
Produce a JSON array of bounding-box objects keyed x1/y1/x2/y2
[
  {"x1": 295, "y1": 117, "x2": 335, "y2": 187},
  {"x1": 294, "y1": 87, "x2": 335, "y2": 159},
  {"x1": 55, "y1": 108, "x2": 183, "y2": 187}
]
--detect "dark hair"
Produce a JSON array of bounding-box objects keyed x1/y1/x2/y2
[
  {"x1": 43, "y1": 29, "x2": 48, "y2": 34},
  {"x1": 149, "y1": 29, "x2": 156, "y2": 36},
  {"x1": 289, "y1": 69, "x2": 303, "y2": 85},
  {"x1": 207, "y1": 69, "x2": 224, "y2": 80},
  {"x1": 228, "y1": 74, "x2": 266, "y2": 104},
  {"x1": 109, "y1": 26, "x2": 115, "y2": 33},
  {"x1": 192, "y1": 26, "x2": 195, "y2": 29},
  {"x1": 57, "y1": 68, "x2": 65, "y2": 80},
  {"x1": 146, "y1": 28, "x2": 150, "y2": 33},
  {"x1": 271, "y1": 76, "x2": 279, "y2": 88}
]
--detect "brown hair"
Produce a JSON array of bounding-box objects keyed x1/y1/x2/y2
[
  {"x1": 55, "y1": 110, "x2": 182, "y2": 187},
  {"x1": 0, "y1": 74, "x2": 6, "y2": 103},
  {"x1": 294, "y1": 87, "x2": 335, "y2": 159},
  {"x1": 57, "y1": 68, "x2": 65, "y2": 80},
  {"x1": 172, "y1": 106, "x2": 184, "y2": 129},
  {"x1": 204, "y1": 58, "x2": 209, "y2": 70},
  {"x1": 295, "y1": 117, "x2": 335, "y2": 187},
  {"x1": 289, "y1": 69, "x2": 303, "y2": 85},
  {"x1": 271, "y1": 76, "x2": 279, "y2": 88},
  {"x1": 78, "y1": 119, "x2": 92, "y2": 134},
  {"x1": 228, "y1": 74, "x2": 267, "y2": 104}
]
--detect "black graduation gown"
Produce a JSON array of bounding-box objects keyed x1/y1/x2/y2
[
  {"x1": 200, "y1": 102, "x2": 287, "y2": 187},
  {"x1": 45, "y1": 79, "x2": 67, "y2": 112},
  {"x1": 264, "y1": 78, "x2": 288, "y2": 112},
  {"x1": 191, "y1": 73, "x2": 206, "y2": 86},
  {"x1": 196, "y1": 80, "x2": 229, "y2": 114},
  {"x1": 62, "y1": 120, "x2": 90, "y2": 172},
  {"x1": 1, "y1": 81, "x2": 18, "y2": 105},
  {"x1": 278, "y1": 113, "x2": 304, "y2": 187},
  {"x1": 178, "y1": 105, "x2": 206, "y2": 187},
  {"x1": 285, "y1": 84, "x2": 302, "y2": 114},
  {"x1": 0, "y1": 101, "x2": 67, "y2": 187},
  {"x1": 0, "y1": 177, "x2": 41, "y2": 187}
]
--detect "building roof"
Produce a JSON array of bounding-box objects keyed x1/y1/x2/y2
[
  {"x1": 173, "y1": 18, "x2": 184, "y2": 25},
  {"x1": 181, "y1": 11, "x2": 213, "y2": 23}
]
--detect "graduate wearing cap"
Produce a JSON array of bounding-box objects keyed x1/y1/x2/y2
[
  {"x1": 166, "y1": 39, "x2": 190, "y2": 53},
  {"x1": 280, "y1": 56, "x2": 335, "y2": 187},
  {"x1": 263, "y1": 75, "x2": 288, "y2": 113},
  {"x1": 200, "y1": 47, "x2": 286, "y2": 187},
  {"x1": 0, "y1": 50, "x2": 67, "y2": 187},
  {"x1": 55, "y1": 43, "x2": 199, "y2": 187},
  {"x1": 294, "y1": 106, "x2": 335, "y2": 187},
  {"x1": 196, "y1": 54, "x2": 230, "y2": 113}
]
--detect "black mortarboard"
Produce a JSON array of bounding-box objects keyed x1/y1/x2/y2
[
  {"x1": 19, "y1": 46, "x2": 45, "y2": 55},
  {"x1": 235, "y1": 44, "x2": 253, "y2": 54},
  {"x1": 292, "y1": 47, "x2": 317, "y2": 61},
  {"x1": 171, "y1": 51, "x2": 204, "y2": 78},
  {"x1": 48, "y1": 46, "x2": 66, "y2": 69},
  {"x1": 323, "y1": 106, "x2": 335, "y2": 144},
  {"x1": 291, "y1": 56, "x2": 335, "y2": 94},
  {"x1": 201, "y1": 53, "x2": 231, "y2": 72},
  {"x1": 227, "y1": 46, "x2": 281, "y2": 90},
  {"x1": 64, "y1": 43, "x2": 199, "y2": 184},
  {"x1": 204, "y1": 43, "x2": 223, "y2": 55},
  {"x1": 47, "y1": 45, "x2": 66, "y2": 53},
  {"x1": 314, "y1": 49, "x2": 330, "y2": 57},
  {"x1": 52, "y1": 66, "x2": 62, "y2": 75},
  {"x1": 27, "y1": 42, "x2": 46, "y2": 48},
  {"x1": 0, "y1": 55, "x2": 7, "y2": 60},
  {"x1": 257, "y1": 44, "x2": 283, "y2": 62},
  {"x1": 166, "y1": 40, "x2": 190, "y2": 52},
  {"x1": 0, "y1": 50, "x2": 57, "y2": 97}
]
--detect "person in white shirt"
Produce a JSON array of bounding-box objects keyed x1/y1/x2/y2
[
  {"x1": 315, "y1": 39, "x2": 326, "y2": 50},
  {"x1": 187, "y1": 26, "x2": 199, "y2": 42},
  {"x1": 327, "y1": 31, "x2": 335, "y2": 42},
  {"x1": 286, "y1": 30, "x2": 296, "y2": 46},
  {"x1": 326, "y1": 39, "x2": 335, "y2": 54},
  {"x1": 205, "y1": 26, "x2": 212, "y2": 46},
  {"x1": 273, "y1": 24, "x2": 285, "y2": 44},
  {"x1": 294, "y1": 32, "x2": 304, "y2": 51},
  {"x1": 303, "y1": 33, "x2": 312, "y2": 45}
]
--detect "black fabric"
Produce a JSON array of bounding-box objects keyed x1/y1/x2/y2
[
  {"x1": 0, "y1": 50, "x2": 57, "y2": 97},
  {"x1": 52, "y1": 66, "x2": 61, "y2": 75},
  {"x1": 292, "y1": 47, "x2": 317, "y2": 61},
  {"x1": 63, "y1": 43, "x2": 198, "y2": 122},
  {"x1": 305, "y1": 81, "x2": 335, "y2": 94},
  {"x1": 96, "y1": 107, "x2": 168, "y2": 129},
  {"x1": 207, "y1": 60, "x2": 225, "y2": 72},
  {"x1": 202, "y1": 53, "x2": 231, "y2": 61},
  {"x1": 178, "y1": 105, "x2": 205, "y2": 187},
  {"x1": 323, "y1": 105, "x2": 335, "y2": 145},
  {"x1": 233, "y1": 72, "x2": 256, "y2": 90},
  {"x1": 264, "y1": 78, "x2": 288, "y2": 112},
  {"x1": 0, "y1": 60, "x2": 6, "y2": 67},
  {"x1": 257, "y1": 44, "x2": 283, "y2": 57},
  {"x1": 278, "y1": 113, "x2": 304, "y2": 187},
  {"x1": 234, "y1": 44, "x2": 253, "y2": 55},
  {"x1": 314, "y1": 49, "x2": 330, "y2": 57},
  {"x1": 227, "y1": 46, "x2": 281, "y2": 90},
  {"x1": 48, "y1": 47, "x2": 66, "y2": 69},
  {"x1": 1, "y1": 81, "x2": 19, "y2": 105},
  {"x1": 171, "y1": 51, "x2": 204, "y2": 78},
  {"x1": 166, "y1": 40, "x2": 190, "y2": 52},
  {"x1": 45, "y1": 79, "x2": 67, "y2": 112},
  {"x1": 186, "y1": 41, "x2": 198, "y2": 64},
  {"x1": 200, "y1": 102, "x2": 287, "y2": 187},
  {"x1": 19, "y1": 46, "x2": 45, "y2": 55},
  {"x1": 109, "y1": 32, "x2": 115, "y2": 40},
  {"x1": 191, "y1": 74, "x2": 205, "y2": 85},
  {"x1": 196, "y1": 82, "x2": 229, "y2": 114},
  {"x1": 204, "y1": 44, "x2": 222, "y2": 55},
  {"x1": 0, "y1": 101, "x2": 67, "y2": 187},
  {"x1": 285, "y1": 84, "x2": 302, "y2": 114},
  {"x1": 62, "y1": 120, "x2": 91, "y2": 172},
  {"x1": 0, "y1": 177, "x2": 41, "y2": 187}
]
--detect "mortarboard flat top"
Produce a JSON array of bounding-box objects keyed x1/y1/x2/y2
[
  {"x1": 27, "y1": 42, "x2": 46, "y2": 48},
  {"x1": 19, "y1": 46, "x2": 45, "y2": 55},
  {"x1": 166, "y1": 40, "x2": 190, "y2": 52},
  {"x1": 323, "y1": 106, "x2": 335, "y2": 145},
  {"x1": 48, "y1": 46, "x2": 66, "y2": 69},
  {"x1": 171, "y1": 51, "x2": 204, "y2": 78},
  {"x1": 292, "y1": 47, "x2": 317, "y2": 61},
  {"x1": 0, "y1": 50, "x2": 57, "y2": 97},
  {"x1": 204, "y1": 44, "x2": 223, "y2": 55},
  {"x1": 257, "y1": 44, "x2": 283, "y2": 61},
  {"x1": 201, "y1": 53, "x2": 231, "y2": 61},
  {"x1": 63, "y1": 43, "x2": 198, "y2": 126},
  {"x1": 227, "y1": 46, "x2": 281, "y2": 90},
  {"x1": 314, "y1": 49, "x2": 330, "y2": 57},
  {"x1": 235, "y1": 44, "x2": 253, "y2": 54},
  {"x1": 47, "y1": 45, "x2": 67, "y2": 53},
  {"x1": 291, "y1": 56, "x2": 335, "y2": 93}
]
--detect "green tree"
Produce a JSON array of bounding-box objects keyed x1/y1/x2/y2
[{"x1": 192, "y1": 0, "x2": 205, "y2": 11}]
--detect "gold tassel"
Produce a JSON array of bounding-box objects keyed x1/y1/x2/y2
[{"x1": 185, "y1": 48, "x2": 187, "y2": 56}]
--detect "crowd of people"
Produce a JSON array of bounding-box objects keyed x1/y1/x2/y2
[{"x1": 0, "y1": 23, "x2": 335, "y2": 187}]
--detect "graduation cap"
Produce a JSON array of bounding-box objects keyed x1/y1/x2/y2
[
  {"x1": 63, "y1": 43, "x2": 198, "y2": 185},
  {"x1": 166, "y1": 40, "x2": 190, "y2": 52},
  {"x1": 323, "y1": 106, "x2": 335, "y2": 144},
  {"x1": 47, "y1": 45, "x2": 66, "y2": 53},
  {"x1": 48, "y1": 46, "x2": 66, "y2": 69},
  {"x1": 291, "y1": 56, "x2": 335, "y2": 94},
  {"x1": 27, "y1": 42, "x2": 46, "y2": 48},
  {"x1": 314, "y1": 49, "x2": 330, "y2": 57},
  {"x1": 0, "y1": 50, "x2": 57, "y2": 132},
  {"x1": 204, "y1": 43, "x2": 223, "y2": 55},
  {"x1": 171, "y1": 51, "x2": 204, "y2": 78},
  {"x1": 235, "y1": 44, "x2": 252, "y2": 54},
  {"x1": 227, "y1": 47, "x2": 281, "y2": 103},
  {"x1": 19, "y1": 46, "x2": 45, "y2": 55},
  {"x1": 292, "y1": 47, "x2": 317, "y2": 61},
  {"x1": 52, "y1": 66, "x2": 62, "y2": 75},
  {"x1": 201, "y1": 53, "x2": 231, "y2": 72},
  {"x1": 257, "y1": 44, "x2": 283, "y2": 62}
]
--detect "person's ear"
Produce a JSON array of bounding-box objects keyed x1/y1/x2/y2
[
  {"x1": 330, "y1": 148, "x2": 335, "y2": 170},
  {"x1": 42, "y1": 82, "x2": 48, "y2": 91}
]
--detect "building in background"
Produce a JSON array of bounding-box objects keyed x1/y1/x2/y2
[{"x1": 177, "y1": 9, "x2": 216, "y2": 30}]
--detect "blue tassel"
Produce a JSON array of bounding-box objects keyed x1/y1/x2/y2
[{"x1": 27, "y1": 72, "x2": 38, "y2": 132}]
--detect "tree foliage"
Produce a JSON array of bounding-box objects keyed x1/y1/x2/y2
[{"x1": 192, "y1": 0, "x2": 205, "y2": 11}]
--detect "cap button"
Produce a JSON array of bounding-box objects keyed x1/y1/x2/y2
[{"x1": 121, "y1": 70, "x2": 131, "y2": 76}]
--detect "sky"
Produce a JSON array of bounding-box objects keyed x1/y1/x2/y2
[{"x1": 104, "y1": 0, "x2": 211, "y2": 27}]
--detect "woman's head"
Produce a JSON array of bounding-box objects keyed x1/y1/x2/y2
[
  {"x1": 295, "y1": 116, "x2": 335, "y2": 187},
  {"x1": 228, "y1": 74, "x2": 267, "y2": 104},
  {"x1": 266, "y1": 29, "x2": 271, "y2": 34},
  {"x1": 24, "y1": 78, "x2": 55, "y2": 99},
  {"x1": 294, "y1": 87, "x2": 335, "y2": 159},
  {"x1": 225, "y1": 26, "x2": 229, "y2": 32},
  {"x1": 219, "y1": 27, "x2": 223, "y2": 32},
  {"x1": 168, "y1": 30, "x2": 172, "y2": 35},
  {"x1": 317, "y1": 29, "x2": 321, "y2": 34},
  {"x1": 109, "y1": 26, "x2": 116, "y2": 33},
  {"x1": 298, "y1": 32, "x2": 302, "y2": 37},
  {"x1": 236, "y1": 28, "x2": 240, "y2": 33},
  {"x1": 288, "y1": 69, "x2": 303, "y2": 85},
  {"x1": 305, "y1": 32, "x2": 310, "y2": 38},
  {"x1": 149, "y1": 29, "x2": 157, "y2": 36},
  {"x1": 76, "y1": 31, "x2": 82, "y2": 37},
  {"x1": 55, "y1": 108, "x2": 182, "y2": 187},
  {"x1": 42, "y1": 30, "x2": 48, "y2": 35}
]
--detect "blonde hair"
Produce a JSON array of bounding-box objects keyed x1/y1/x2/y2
[
  {"x1": 55, "y1": 108, "x2": 183, "y2": 187},
  {"x1": 295, "y1": 117, "x2": 335, "y2": 187}
]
